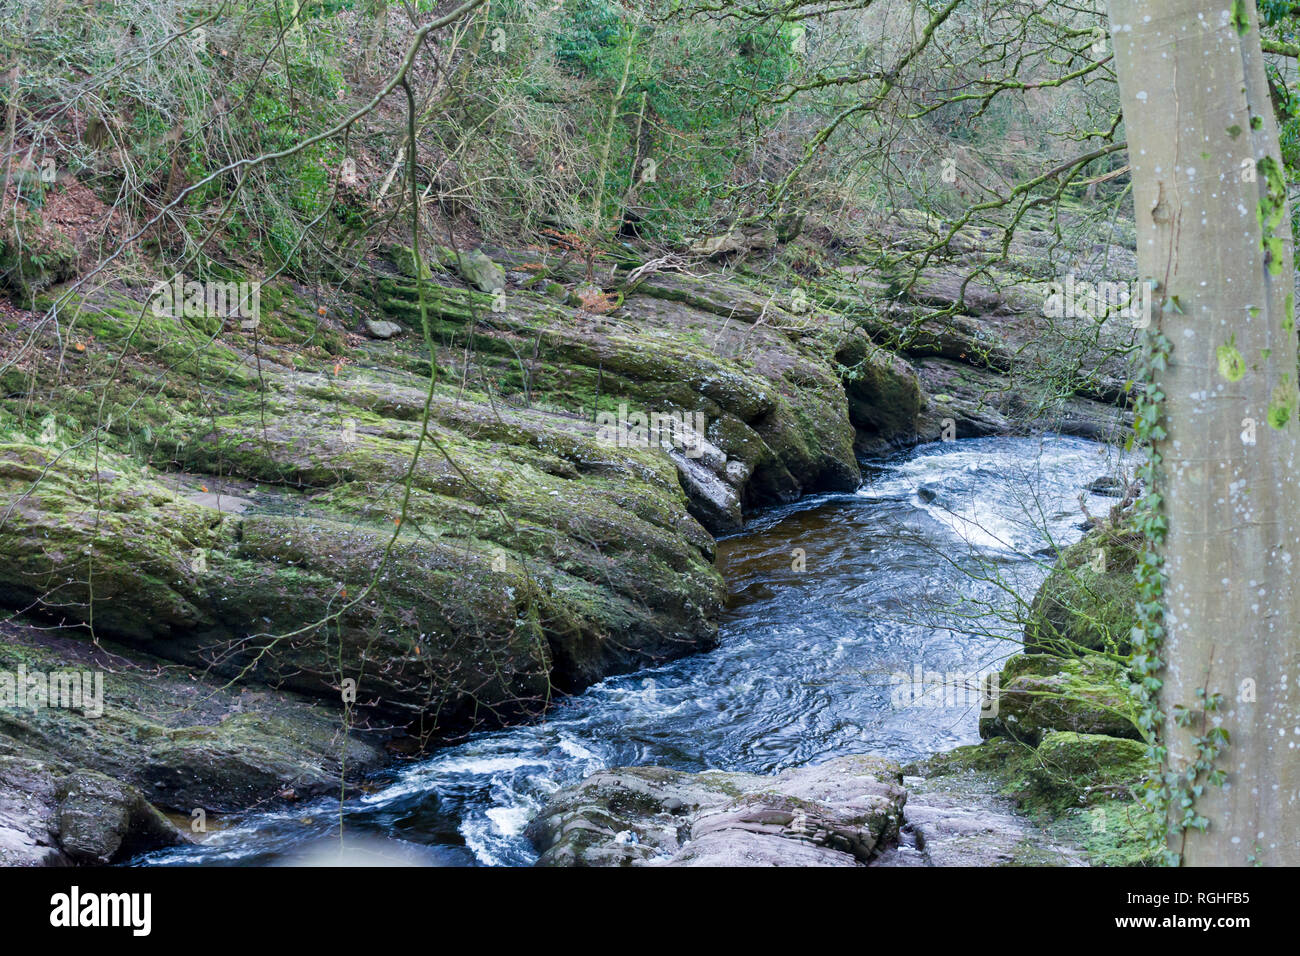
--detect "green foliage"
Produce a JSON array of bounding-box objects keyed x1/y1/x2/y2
[
  {"x1": 440, "y1": 3, "x2": 798, "y2": 245},
  {"x1": 1259, "y1": 0, "x2": 1294, "y2": 26},
  {"x1": 1129, "y1": 329, "x2": 1173, "y2": 861},
  {"x1": 8, "y1": 0, "x2": 351, "y2": 281},
  {"x1": 553, "y1": 0, "x2": 625, "y2": 75}
]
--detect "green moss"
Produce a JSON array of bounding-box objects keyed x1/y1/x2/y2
[
  {"x1": 983, "y1": 651, "x2": 1141, "y2": 743},
  {"x1": 1022, "y1": 731, "x2": 1151, "y2": 815},
  {"x1": 1217, "y1": 343, "x2": 1246, "y2": 382},
  {"x1": 918, "y1": 730, "x2": 1154, "y2": 864},
  {"x1": 1231, "y1": 0, "x2": 1250, "y2": 34},
  {"x1": 0, "y1": 630, "x2": 387, "y2": 813},
  {"x1": 1268, "y1": 399, "x2": 1292, "y2": 429},
  {"x1": 1055, "y1": 800, "x2": 1161, "y2": 866},
  {"x1": 923, "y1": 731, "x2": 1150, "y2": 815},
  {"x1": 1026, "y1": 527, "x2": 1140, "y2": 656}
]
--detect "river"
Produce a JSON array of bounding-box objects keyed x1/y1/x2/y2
[{"x1": 135, "y1": 434, "x2": 1125, "y2": 866}]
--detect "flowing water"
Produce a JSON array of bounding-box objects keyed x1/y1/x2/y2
[{"x1": 136, "y1": 435, "x2": 1128, "y2": 867}]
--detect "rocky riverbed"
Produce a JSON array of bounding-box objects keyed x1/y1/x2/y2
[{"x1": 526, "y1": 730, "x2": 1148, "y2": 867}]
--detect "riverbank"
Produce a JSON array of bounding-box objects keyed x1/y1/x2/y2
[{"x1": 1, "y1": 215, "x2": 1137, "y2": 865}]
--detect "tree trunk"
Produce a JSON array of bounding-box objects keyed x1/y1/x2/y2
[{"x1": 1107, "y1": 0, "x2": 1300, "y2": 864}]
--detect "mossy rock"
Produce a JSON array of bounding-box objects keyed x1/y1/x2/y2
[
  {"x1": 0, "y1": 625, "x2": 390, "y2": 817},
  {"x1": 1055, "y1": 799, "x2": 1161, "y2": 866},
  {"x1": 914, "y1": 731, "x2": 1154, "y2": 863},
  {"x1": 981, "y1": 652, "x2": 1141, "y2": 743},
  {"x1": 1026, "y1": 527, "x2": 1140, "y2": 656},
  {"x1": 388, "y1": 243, "x2": 504, "y2": 293},
  {"x1": 835, "y1": 332, "x2": 923, "y2": 449},
  {"x1": 918, "y1": 731, "x2": 1150, "y2": 815},
  {"x1": 1020, "y1": 731, "x2": 1150, "y2": 815},
  {"x1": 0, "y1": 442, "x2": 225, "y2": 640},
  {"x1": 0, "y1": 753, "x2": 189, "y2": 866}
]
